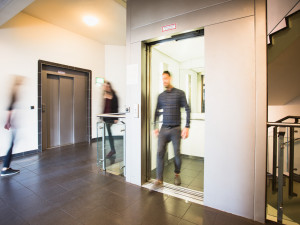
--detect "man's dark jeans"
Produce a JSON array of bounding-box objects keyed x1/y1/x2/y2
[{"x1": 156, "y1": 126, "x2": 181, "y2": 181}]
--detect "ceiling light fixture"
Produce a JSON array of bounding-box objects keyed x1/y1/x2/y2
[{"x1": 83, "y1": 16, "x2": 99, "y2": 26}]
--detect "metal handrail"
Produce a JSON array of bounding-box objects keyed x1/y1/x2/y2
[
  {"x1": 267, "y1": 122, "x2": 300, "y2": 127},
  {"x1": 268, "y1": 115, "x2": 299, "y2": 224},
  {"x1": 275, "y1": 115, "x2": 300, "y2": 123}
]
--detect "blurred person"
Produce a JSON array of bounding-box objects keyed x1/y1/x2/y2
[
  {"x1": 102, "y1": 81, "x2": 119, "y2": 158},
  {"x1": 152, "y1": 71, "x2": 190, "y2": 189},
  {"x1": 1, "y1": 76, "x2": 24, "y2": 177}
]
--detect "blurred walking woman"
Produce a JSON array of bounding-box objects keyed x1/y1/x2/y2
[
  {"x1": 103, "y1": 81, "x2": 119, "y2": 157},
  {"x1": 1, "y1": 76, "x2": 24, "y2": 176}
]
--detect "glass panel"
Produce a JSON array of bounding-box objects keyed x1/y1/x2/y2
[
  {"x1": 266, "y1": 126, "x2": 300, "y2": 224},
  {"x1": 149, "y1": 36, "x2": 205, "y2": 192},
  {"x1": 97, "y1": 120, "x2": 125, "y2": 176}
]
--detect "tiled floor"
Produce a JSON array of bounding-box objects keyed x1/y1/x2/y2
[{"x1": 1, "y1": 142, "x2": 279, "y2": 225}]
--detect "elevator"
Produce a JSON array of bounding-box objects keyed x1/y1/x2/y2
[
  {"x1": 41, "y1": 65, "x2": 90, "y2": 150},
  {"x1": 144, "y1": 30, "x2": 205, "y2": 201}
]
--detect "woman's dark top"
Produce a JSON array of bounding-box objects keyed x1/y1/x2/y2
[
  {"x1": 103, "y1": 91, "x2": 119, "y2": 121},
  {"x1": 104, "y1": 99, "x2": 112, "y2": 114}
]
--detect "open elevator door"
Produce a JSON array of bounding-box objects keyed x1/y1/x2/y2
[{"x1": 144, "y1": 29, "x2": 206, "y2": 204}]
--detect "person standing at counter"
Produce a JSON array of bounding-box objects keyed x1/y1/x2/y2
[{"x1": 103, "y1": 81, "x2": 119, "y2": 158}]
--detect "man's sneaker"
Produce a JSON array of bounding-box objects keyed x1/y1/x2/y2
[
  {"x1": 174, "y1": 174, "x2": 181, "y2": 185},
  {"x1": 1, "y1": 168, "x2": 20, "y2": 177},
  {"x1": 150, "y1": 180, "x2": 163, "y2": 192}
]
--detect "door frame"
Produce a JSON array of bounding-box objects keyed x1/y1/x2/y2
[{"x1": 38, "y1": 60, "x2": 92, "y2": 151}]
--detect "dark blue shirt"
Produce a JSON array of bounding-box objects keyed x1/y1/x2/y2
[{"x1": 154, "y1": 87, "x2": 190, "y2": 128}]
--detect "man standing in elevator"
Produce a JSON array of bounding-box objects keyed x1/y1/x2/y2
[{"x1": 153, "y1": 71, "x2": 190, "y2": 188}]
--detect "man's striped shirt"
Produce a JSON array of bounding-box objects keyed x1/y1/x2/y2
[{"x1": 154, "y1": 87, "x2": 190, "y2": 128}]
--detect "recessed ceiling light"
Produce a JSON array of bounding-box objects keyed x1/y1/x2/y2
[{"x1": 83, "y1": 16, "x2": 99, "y2": 26}]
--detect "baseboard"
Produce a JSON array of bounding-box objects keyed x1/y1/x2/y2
[{"x1": 0, "y1": 149, "x2": 40, "y2": 161}]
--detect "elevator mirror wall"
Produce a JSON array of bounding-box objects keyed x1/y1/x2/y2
[{"x1": 149, "y1": 36, "x2": 205, "y2": 192}]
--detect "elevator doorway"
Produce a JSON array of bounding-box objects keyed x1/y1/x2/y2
[
  {"x1": 145, "y1": 30, "x2": 205, "y2": 200},
  {"x1": 40, "y1": 64, "x2": 90, "y2": 150}
]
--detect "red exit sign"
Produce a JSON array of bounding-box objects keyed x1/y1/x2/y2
[{"x1": 162, "y1": 24, "x2": 176, "y2": 32}]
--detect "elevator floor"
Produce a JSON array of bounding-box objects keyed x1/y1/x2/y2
[{"x1": 1, "y1": 143, "x2": 279, "y2": 225}]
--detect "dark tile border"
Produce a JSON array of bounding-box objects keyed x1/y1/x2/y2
[
  {"x1": 0, "y1": 149, "x2": 39, "y2": 161},
  {"x1": 38, "y1": 60, "x2": 92, "y2": 152}
]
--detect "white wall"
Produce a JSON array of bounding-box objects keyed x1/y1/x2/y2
[
  {"x1": 104, "y1": 45, "x2": 126, "y2": 113},
  {"x1": 126, "y1": 0, "x2": 267, "y2": 222},
  {"x1": 0, "y1": 12, "x2": 105, "y2": 157},
  {"x1": 267, "y1": 0, "x2": 300, "y2": 35},
  {"x1": 269, "y1": 96, "x2": 300, "y2": 122},
  {"x1": 204, "y1": 16, "x2": 256, "y2": 218},
  {"x1": 103, "y1": 45, "x2": 126, "y2": 137}
]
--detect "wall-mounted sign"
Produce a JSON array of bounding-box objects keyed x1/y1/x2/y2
[
  {"x1": 58, "y1": 71, "x2": 65, "y2": 74},
  {"x1": 162, "y1": 24, "x2": 176, "y2": 32},
  {"x1": 95, "y1": 77, "x2": 104, "y2": 86}
]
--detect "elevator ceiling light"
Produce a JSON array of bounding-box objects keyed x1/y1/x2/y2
[{"x1": 83, "y1": 16, "x2": 99, "y2": 26}]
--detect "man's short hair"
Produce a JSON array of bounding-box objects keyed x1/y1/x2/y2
[{"x1": 162, "y1": 71, "x2": 171, "y2": 76}]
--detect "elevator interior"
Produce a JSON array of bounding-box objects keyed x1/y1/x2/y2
[
  {"x1": 147, "y1": 33, "x2": 205, "y2": 193},
  {"x1": 41, "y1": 65, "x2": 90, "y2": 150}
]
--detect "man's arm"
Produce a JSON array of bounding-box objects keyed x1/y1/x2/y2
[
  {"x1": 153, "y1": 96, "x2": 161, "y2": 136},
  {"x1": 4, "y1": 111, "x2": 12, "y2": 130},
  {"x1": 180, "y1": 91, "x2": 190, "y2": 139},
  {"x1": 180, "y1": 91, "x2": 190, "y2": 128}
]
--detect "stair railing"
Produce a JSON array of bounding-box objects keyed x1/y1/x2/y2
[{"x1": 267, "y1": 116, "x2": 300, "y2": 223}]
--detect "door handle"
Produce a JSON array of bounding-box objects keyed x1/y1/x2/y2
[{"x1": 42, "y1": 103, "x2": 46, "y2": 112}]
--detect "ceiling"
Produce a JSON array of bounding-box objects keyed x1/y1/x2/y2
[
  {"x1": 21, "y1": 0, "x2": 126, "y2": 45},
  {"x1": 153, "y1": 36, "x2": 205, "y2": 73}
]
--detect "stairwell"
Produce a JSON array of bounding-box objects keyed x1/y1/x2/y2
[{"x1": 268, "y1": 9, "x2": 300, "y2": 106}]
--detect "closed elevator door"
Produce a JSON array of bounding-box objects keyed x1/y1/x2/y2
[{"x1": 42, "y1": 72, "x2": 88, "y2": 149}]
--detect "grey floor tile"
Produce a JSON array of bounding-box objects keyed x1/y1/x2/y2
[
  {"x1": 182, "y1": 203, "x2": 218, "y2": 225},
  {"x1": 1, "y1": 186, "x2": 34, "y2": 203},
  {"x1": 142, "y1": 213, "x2": 181, "y2": 225},
  {"x1": 30, "y1": 209, "x2": 82, "y2": 225},
  {"x1": 0, "y1": 206, "x2": 29, "y2": 225},
  {"x1": 26, "y1": 181, "x2": 68, "y2": 200},
  {"x1": 79, "y1": 205, "x2": 124, "y2": 225},
  {"x1": 164, "y1": 197, "x2": 191, "y2": 218},
  {"x1": 214, "y1": 211, "x2": 256, "y2": 225},
  {"x1": 0, "y1": 142, "x2": 282, "y2": 225}
]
